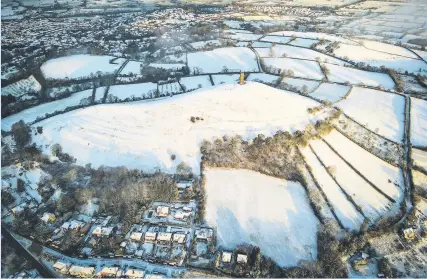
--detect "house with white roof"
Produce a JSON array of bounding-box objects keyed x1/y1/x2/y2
[
  {"x1": 99, "y1": 267, "x2": 119, "y2": 277},
  {"x1": 53, "y1": 261, "x2": 70, "y2": 274},
  {"x1": 222, "y1": 251, "x2": 232, "y2": 263},
  {"x1": 195, "y1": 228, "x2": 214, "y2": 240},
  {"x1": 144, "y1": 232, "x2": 157, "y2": 242},
  {"x1": 237, "y1": 253, "x2": 248, "y2": 264},
  {"x1": 130, "y1": 232, "x2": 143, "y2": 241},
  {"x1": 125, "y1": 269, "x2": 145, "y2": 279},
  {"x1": 68, "y1": 265, "x2": 94, "y2": 277},
  {"x1": 156, "y1": 206, "x2": 170, "y2": 217},
  {"x1": 157, "y1": 232, "x2": 172, "y2": 242},
  {"x1": 173, "y1": 233, "x2": 186, "y2": 244}
]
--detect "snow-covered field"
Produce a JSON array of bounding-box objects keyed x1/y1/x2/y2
[
  {"x1": 262, "y1": 57, "x2": 324, "y2": 80},
  {"x1": 251, "y1": 41, "x2": 272, "y2": 48},
  {"x1": 310, "y1": 139, "x2": 394, "y2": 222},
  {"x1": 190, "y1": 40, "x2": 221, "y2": 50},
  {"x1": 310, "y1": 83, "x2": 350, "y2": 103},
  {"x1": 268, "y1": 31, "x2": 357, "y2": 44},
  {"x1": 179, "y1": 76, "x2": 212, "y2": 91},
  {"x1": 413, "y1": 49, "x2": 427, "y2": 62},
  {"x1": 41, "y1": 55, "x2": 124, "y2": 80},
  {"x1": 326, "y1": 64, "x2": 395, "y2": 90},
  {"x1": 256, "y1": 45, "x2": 348, "y2": 66},
  {"x1": 120, "y1": 60, "x2": 144, "y2": 76},
  {"x1": 280, "y1": 77, "x2": 320, "y2": 93},
  {"x1": 204, "y1": 168, "x2": 319, "y2": 267},
  {"x1": 410, "y1": 97, "x2": 427, "y2": 147},
  {"x1": 336, "y1": 87, "x2": 405, "y2": 142},
  {"x1": 187, "y1": 47, "x2": 259, "y2": 74},
  {"x1": 361, "y1": 40, "x2": 419, "y2": 59},
  {"x1": 260, "y1": 35, "x2": 293, "y2": 44},
  {"x1": 332, "y1": 43, "x2": 427, "y2": 74},
  {"x1": 246, "y1": 73, "x2": 280, "y2": 85},
  {"x1": 211, "y1": 74, "x2": 240, "y2": 85},
  {"x1": 30, "y1": 83, "x2": 332, "y2": 174},
  {"x1": 324, "y1": 130, "x2": 404, "y2": 201},
  {"x1": 1, "y1": 75, "x2": 42, "y2": 97},
  {"x1": 2, "y1": 89, "x2": 94, "y2": 131},
  {"x1": 158, "y1": 82, "x2": 182, "y2": 95},
  {"x1": 289, "y1": 38, "x2": 319, "y2": 48},
  {"x1": 412, "y1": 148, "x2": 427, "y2": 172},
  {"x1": 224, "y1": 33, "x2": 263, "y2": 41},
  {"x1": 236, "y1": 41, "x2": 249, "y2": 47},
  {"x1": 107, "y1": 83, "x2": 158, "y2": 102},
  {"x1": 300, "y1": 146, "x2": 364, "y2": 231}
]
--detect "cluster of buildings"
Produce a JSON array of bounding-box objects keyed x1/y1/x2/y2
[{"x1": 53, "y1": 261, "x2": 164, "y2": 279}]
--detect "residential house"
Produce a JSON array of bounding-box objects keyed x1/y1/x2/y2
[
  {"x1": 41, "y1": 213, "x2": 56, "y2": 223},
  {"x1": 156, "y1": 206, "x2": 170, "y2": 217},
  {"x1": 145, "y1": 232, "x2": 157, "y2": 242},
  {"x1": 130, "y1": 232, "x2": 143, "y2": 242},
  {"x1": 11, "y1": 203, "x2": 27, "y2": 215},
  {"x1": 62, "y1": 220, "x2": 85, "y2": 231},
  {"x1": 172, "y1": 233, "x2": 186, "y2": 244},
  {"x1": 403, "y1": 228, "x2": 416, "y2": 240},
  {"x1": 173, "y1": 212, "x2": 191, "y2": 221},
  {"x1": 157, "y1": 232, "x2": 172, "y2": 243},
  {"x1": 222, "y1": 251, "x2": 232, "y2": 263},
  {"x1": 195, "y1": 228, "x2": 214, "y2": 240},
  {"x1": 99, "y1": 267, "x2": 119, "y2": 278},
  {"x1": 92, "y1": 226, "x2": 114, "y2": 237},
  {"x1": 237, "y1": 254, "x2": 248, "y2": 264},
  {"x1": 124, "y1": 269, "x2": 145, "y2": 279},
  {"x1": 183, "y1": 206, "x2": 192, "y2": 212},
  {"x1": 68, "y1": 265, "x2": 95, "y2": 277},
  {"x1": 53, "y1": 261, "x2": 70, "y2": 274}
]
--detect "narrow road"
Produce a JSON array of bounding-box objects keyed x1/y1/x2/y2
[{"x1": 2, "y1": 225, "x2": 55, "y2": 278}]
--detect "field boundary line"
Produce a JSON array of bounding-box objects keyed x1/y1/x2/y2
[
  {"x1": 297, "y1": 147, "x2": 345, "y2": 230},
  {"x1": 308, "y1": 143, "x2": 368, "y2": 221},
  {"x1": 321, "y1": 138, "x2": 396, "y2": 203}
]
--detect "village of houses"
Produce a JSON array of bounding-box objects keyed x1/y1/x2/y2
[{"x1": 3, "y1": 178, "x2": 250, "y2": 279}]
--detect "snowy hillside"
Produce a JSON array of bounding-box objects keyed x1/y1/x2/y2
[{"x1": 30, "y1": 83, "x2": 332, "y2": 174}]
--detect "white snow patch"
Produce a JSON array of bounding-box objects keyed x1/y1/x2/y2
[
  {"x1": 187, "y1": 47, "x2": 259, "y2": 74},
  {"x1": 204, "y1": 168, "x2": 319, "y2": 267},
  {"x1": 32, "y1": 83, "x2": 331, "y2": 175},
  {"x1": 263, "y1": 58, "x2": 324, "y2": 80},
  {"x1": 107, "y1": 83, "x2": 158, "y2": 102},
  {"x1": 326, "y1": 64, "x2": 395, "y2": 90},
  {"x1": 411, "y1": 97, "x2": 427, "y2": 147},
  {"x1": 336, "y1": 87, "x2": 405, "y2": 142},
  {"x1": 324, "y1": 130, "x2": 404, "y2": 201},
  {"x1": 2, "y1": 89, "x2": 94, "y2": 132},
  {"x1": 41, "y1": 55, "x2": 124, "y2": 80},
  {"x1": 179, "y1": 76, "x2": 212, "y2": 91},
  {"x1": 310, "y1": 83, "x2": 351, "y2": 103},
  {"x1": 300, "y1": 146, "x2": 364, "y2": 231}
]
